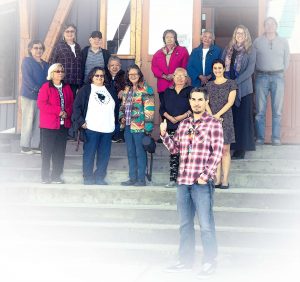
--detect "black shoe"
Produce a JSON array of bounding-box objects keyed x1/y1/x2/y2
[
  {"x1": 232, "y1": 150, "x2": 245, "y2": 159},
  {"x1": 214, "y1": 183, "x2": 222, "y2": 188},
  {"x1": 165, "y1": 262, "x2": 192, "y2": 273},
  {"x1": 197, "y1": 261, "x2": 217, "y2": 279},
  {"x1": 121, "y1": 179, "x2": 136, "y2": 186},
  {"x1": 134, "y1": 180, "x2": 146, "y2": 187},
  {"x1": 157, "y1": 138, "x2": 163, "y2": 143},
  {"x1": 220, "y1": 183, "x2": 230, "y2": 189}
]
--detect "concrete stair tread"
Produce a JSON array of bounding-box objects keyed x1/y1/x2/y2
[{"x1": 1, "y1": 182, "x2": 300, "y2": 194}]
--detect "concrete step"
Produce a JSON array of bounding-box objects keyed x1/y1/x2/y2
[
  {"x1": 1, "y1": 203, "x2": 299, "y2": 229},
  {"x1": 65, "y1": 142, "x2": 300, "y2": 159},
  {"x1": 1, "y1": 183, "x2": 300, "y2": 211},
  {"x1": 1, "y1": 153, "x2": 300, "y2": 173},
  {"x1": 1, "y1": 219, "x2": 298, "y2": 251},
  {"x1": 0, "y1": 167, "x2": 299, "y2": 188},
  {"x1": 6, "y1": 138, "x2": 300, "y2": 160}
]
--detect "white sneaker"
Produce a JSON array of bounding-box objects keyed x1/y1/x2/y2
[
  {"x1": 21, "y1": 148, "x2": 33, "y2": 154},
  {"x1": 197, "y1": 262, "x2": 217, "y2": 279}
]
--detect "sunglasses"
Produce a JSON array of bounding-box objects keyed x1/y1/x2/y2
[
  {"x1": 94, "y1": 74, "x2": 105, "y2": 78},
  {"x1": 32, "y1": 47, "x2": 43, "y2": 50},
  {"x1": 53, "y1": 70, "x2": 65, "y2": 73}
]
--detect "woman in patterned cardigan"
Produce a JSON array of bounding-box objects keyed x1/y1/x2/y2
[{"x1": 119, "y1": 64, "x2": 155, "y2": 186}]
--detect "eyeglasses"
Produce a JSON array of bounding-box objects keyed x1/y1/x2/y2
[
  {"x1": 94, "y1": 74, "x2": 105, "y2": 78},
  {"x1": 32, "y1": 47, "x2": 43, "y2": 50},
  {"x1": 65, "y1": 30, "x2": 75, "y2": 33},
  {"x1": 174, "y1": 74, "x2": 187, "y2": 78},
  {"x1": 128, "y1": 73, "x2": 139, "y2": 77},
  {"x1": 53, "y1": 70, "x2": 65, "y2": 73}
]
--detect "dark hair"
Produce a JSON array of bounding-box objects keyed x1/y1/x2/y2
[
  {"x1": 163, "y1": 29, "x2": 179, "y2": 46},
  {"x1": 62, "y1": 23, "x2": 77, "y2": 41},
  {"x1": 189, "y1": 87, "x2": 209, "y2": 100},
  {"x1": 125, "y1": 64, "x2": 144, "y2": 87},
  {"x1": 87, "y1": 66, "x2": 107, "y2": 85},
  {"x1": 212, "y1": 58, "x2": 225, "y2": 69},
  {"x1": 264, "y1": 17, "x2": 278, "y2": 27},
  {"x1": 27, "y1": 40, "x2": 45, "y2": 56}
]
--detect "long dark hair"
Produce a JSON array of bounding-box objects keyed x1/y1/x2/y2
[
  {"x1": 87, "y1": 66, "x2": 108, "y2": 85},
  {"x1": 125, "y1": 64, "x2": 144, "y2": 88}
]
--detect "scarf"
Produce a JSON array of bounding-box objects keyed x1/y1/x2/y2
[
  {"x1": 162, "y1": 45, "x2": 176, "y2": 66},
  {"x1": 225, "y1": 43, "x2": 245, "y2": 73}
]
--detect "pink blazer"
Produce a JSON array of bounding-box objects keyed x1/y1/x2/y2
[
  {"x1": 37, "y1": 82, "x2": 74, "y2": 129},
  {"x1": 151, "y1": 45, "x2": 189, "y2": 93}
]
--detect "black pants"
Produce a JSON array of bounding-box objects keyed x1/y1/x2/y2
[
  {"x1": 41, "y1": 126, "x2": 68, "y2": 181},
  {"x1": 168, "y1": 129, "x2": 179, "y2": 182}
]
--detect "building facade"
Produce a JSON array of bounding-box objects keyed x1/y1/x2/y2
[{"x1": 0, "y1": 0, "x2": 299, "y2": 142}]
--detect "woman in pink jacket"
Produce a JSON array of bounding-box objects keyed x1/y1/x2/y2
[
  {"x1": 37, "y1": 63, "x2": 74, "y2": 184},
  {"x1": 151, "y1": 29, "x2": 189, "y2": 104}
]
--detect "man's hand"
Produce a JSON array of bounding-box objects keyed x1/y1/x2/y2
[
  {"x1": 160, "y1": 119, "x2": 167, "y2": 137},
  {"x1": 81, "y1": 122, "x2": 87, "y2": 129},
  {"x1": 197, "y1": 178, "x2": 207, "y2": 185}
]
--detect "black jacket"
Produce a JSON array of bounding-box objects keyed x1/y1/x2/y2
[
  {"x1": 81, "y1": 46, "x2": 111, "y2": 82},
  {"x1": 71, "y1": 83, "x2": 118, "y2": 140}
]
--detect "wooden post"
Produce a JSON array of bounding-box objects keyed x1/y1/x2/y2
[
  {"x1": 99, "y1": 0, "x2": 108, "y2": 49},
  {"x1": 192, "y1": 0, "x2": 202, "y2": 49},
  {"x1": 17, "y1": 0, "x2": 31, "y2": 133},
  {"x1": 135, "y1": 0, "x2": 142, "y2": 66},
  {"x1": 258, "y1": 0, "x2": 268, "y2": 35}
]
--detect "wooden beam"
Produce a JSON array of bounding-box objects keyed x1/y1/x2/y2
[
  {"x1": 130, "y1": 0, "x2": 137, "y2": 56},
  {"x1": 192, "y1": 0, "x2": 202, "y2": 49},
  {"x1": 17, "y1": 0, "x2": 31, "y2": 133},
  {"x1": 100, "y1": 0, "x2": 108, "y2": 49},
  {"x1": 258, "y1": 0, "x2": 268, "y2": 35},
  {"x1": 42, "y1": 0, "x2": 74, "y2": 61},
  {"x1": 135, "y1": 0, "x2": 142, "y2": 66}
]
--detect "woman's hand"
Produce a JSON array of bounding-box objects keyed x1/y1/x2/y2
[
  {"x1": 117, "y1": 90, "x2": 123, "y2": 99},
  {"x1": 59, "y1": 111, "x2": 67, "y2": 119},
  {"x1": 160, "y1": 119, "x2": 167, "y2": 137},
  {"x1": 81, "y1": 123, "x2": 87, "y2": 129},
  {"x1": 213, "y1": 114, "x2": 223, "y2": 121}
]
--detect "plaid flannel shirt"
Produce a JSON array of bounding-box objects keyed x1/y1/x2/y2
[
  {"x1": 49, "y1": 41, "x2": 83, "y2": 85},
  {"x1": 162, "y1": 112, "x2": 224, "y2": 185}
]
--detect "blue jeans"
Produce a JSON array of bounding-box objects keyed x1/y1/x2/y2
[
  {"x1": 83, "y1": 129, "x2": 113, "y2": 181},
  {"x1": 177, "y1": 181, "x2": 217, "y2": 265},
  {"x1": 124, "y1": 126, "x2": 147, "y2": 181},
  {"x1": 255, "y1": 72, "x2": 285, "y2": 142}
]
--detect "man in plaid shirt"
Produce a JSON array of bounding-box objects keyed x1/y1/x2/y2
[{"x1": 161, "y1": 87, "x2": 223, "y2": 278}]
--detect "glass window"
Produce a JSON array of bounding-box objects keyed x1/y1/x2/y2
[
  {"x1": 267, "y1": 0, "x2": 300, "y2": 53},
  {"x1": 148, "y1": 0, "x2": 193, "y2": 54},
  {"x1": 107, "y1": 0, "x2": 131, "y2": 54}
]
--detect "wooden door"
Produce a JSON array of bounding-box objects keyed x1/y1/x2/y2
[{"x1": 140, "y1": 0, "x2": 202, "y2": 139}]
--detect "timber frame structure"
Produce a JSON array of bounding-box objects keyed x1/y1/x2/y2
[{"x1": 1, "y1": 0, "x2": 299, "y2": 143}]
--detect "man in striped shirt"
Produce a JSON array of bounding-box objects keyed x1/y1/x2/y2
[{"x1": 161, "y1": 87, "x2": 223, "y2": 278}]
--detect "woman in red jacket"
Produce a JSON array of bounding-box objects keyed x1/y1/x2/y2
[
  {"x1": 151, "y1": 29, "x2": 189, "y2": 104},
  {"x1": 37, "y1": 63, "x2": 74, "y2": 184}
]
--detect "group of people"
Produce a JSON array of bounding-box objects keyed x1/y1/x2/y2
[
  {"x1": 21, "y1": 23, "x2": 154, "y2": 186},
  {"x1": 20, "y1": 17, "x2": 289, "y2": 278}
]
